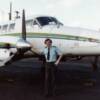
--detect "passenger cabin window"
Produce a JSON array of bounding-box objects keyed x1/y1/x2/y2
[
  {"x1": 9, "y1": 23, "x2": 15, "y2": 31},
  {"x1": 36, "y1": 17, "x2": 60, "y2": 26},
  {"x1": 26, "y1": 19, "x2": 34, "y2": 31},
  {"x1": 2, "y1": 24, "x2": 8, "y2": 32}
]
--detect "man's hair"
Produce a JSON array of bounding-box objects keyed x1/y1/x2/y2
[{"x1": 44, "y1": 38, "x2": 52, "y2": 44}]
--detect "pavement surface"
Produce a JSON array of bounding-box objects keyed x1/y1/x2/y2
[{"x1": 0, "y1": 57, "x2": 99, "y2": 100}]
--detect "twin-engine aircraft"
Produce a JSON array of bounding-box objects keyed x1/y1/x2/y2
[{"x1": 0, "y1": 9, "x2": 99, "y2": 70}]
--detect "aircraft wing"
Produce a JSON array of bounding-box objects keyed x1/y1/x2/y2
[{"x1": 0, "y1": 10, "x2": 32, "y2": 67}]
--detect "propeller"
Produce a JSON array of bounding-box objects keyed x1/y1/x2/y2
[
  {"x1": 22, "y1": 9, "x2": 26, "y2": 41},
  {"x1": 16, "y1": 9, "x2": 31, "y2": 51}
]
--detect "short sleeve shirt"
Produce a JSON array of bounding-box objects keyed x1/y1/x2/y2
[{"x1": 43, "y1": 46, "x2": 62, "y2": 62}]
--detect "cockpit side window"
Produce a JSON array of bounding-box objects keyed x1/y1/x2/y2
[
  {"x1": 33, "y1": 19, "x2": 42, "y2": 28},
  {"x1": 36, "y1": 17, "x2": 62, "y2": 26},
  {"x1": 33, "y1": 20, "x2": 38, "y2": 25}
]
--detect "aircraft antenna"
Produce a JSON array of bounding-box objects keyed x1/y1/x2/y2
[
  {"x1": 15, "y1": 11, "x2": 20, "y2": 19},
  {"x1": 9, "y1": 2, "x2": 12, "y2": 20}
]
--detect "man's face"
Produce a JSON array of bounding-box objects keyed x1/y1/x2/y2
[{"x1": 45, "y1": 40, "x2": 52, "y2": 47}]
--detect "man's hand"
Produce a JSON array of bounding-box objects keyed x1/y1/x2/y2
[
  {"x1": 55, "y1": 55, "x2": 63, "y2": 66},
  {"x1": 55, "y1": 60, "x2": 59, "y2": 66}
]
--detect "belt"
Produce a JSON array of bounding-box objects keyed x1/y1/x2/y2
[{"x1": 46, "y1": 62, "x2": 55, "y2": 63}]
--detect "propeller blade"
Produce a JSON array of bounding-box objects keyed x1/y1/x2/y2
[
  {"x1": 22, "y1": 9, "x2": 26, "y2": 40},
  {"x1": 16, "y1": 9, "x2": 31, "y2": 51}
]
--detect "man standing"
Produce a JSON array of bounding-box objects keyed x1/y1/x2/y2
[{"x1": 43, "y1": 38, "x2": 62, "y2": 97}]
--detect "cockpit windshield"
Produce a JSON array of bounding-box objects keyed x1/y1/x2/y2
[{"x1": 36, "y1": 16, "x2": 63, "y2": 26}]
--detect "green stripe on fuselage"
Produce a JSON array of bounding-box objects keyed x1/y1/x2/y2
[
  {"x1": 0, "y1": 42, "x2": 16, "y2": 47},
  {"x1": 0, "y1": 32, "x2": 100, "y2": 43}
]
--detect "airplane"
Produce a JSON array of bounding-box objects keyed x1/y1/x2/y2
[{"x1": 0, "y1": 8, "x2": 99, "y2": 71}]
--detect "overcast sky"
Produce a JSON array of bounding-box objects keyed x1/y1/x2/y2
[{"x1": 0, "y1": 0, "x2": 100, "y2": 30}]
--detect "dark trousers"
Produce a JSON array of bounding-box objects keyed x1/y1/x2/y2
[{"x1": 44, "y1": 62, "x2": 56, "y2": 95}]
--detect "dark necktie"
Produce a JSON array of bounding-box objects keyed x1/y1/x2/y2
[{"x1": 47, "y1": 48, "x2": 50, "y2": 60}]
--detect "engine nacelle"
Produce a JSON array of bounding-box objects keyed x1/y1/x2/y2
[{"x1": 0, "y1": 48, "x2": 17, "y2": 66}]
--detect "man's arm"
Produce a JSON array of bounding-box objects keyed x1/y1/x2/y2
[
  {"x1": 55, "y1": 47, "x2": 63, "y2": 66},
  {"x1": 55, "y1": 54, "x2": 63, "y2": 66}
]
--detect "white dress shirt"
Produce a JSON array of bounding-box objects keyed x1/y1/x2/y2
[{"x1": 43, "y1": 46, "x2": 62, "y2": 62}]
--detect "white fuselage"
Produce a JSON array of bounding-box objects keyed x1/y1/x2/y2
[{"x1": 0, "y1": 16, "x2": 100, "y2": 56}]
